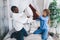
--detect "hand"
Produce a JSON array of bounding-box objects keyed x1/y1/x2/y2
[{"x1": 36, "y1": 11, "x2": 40, "y2": 17}]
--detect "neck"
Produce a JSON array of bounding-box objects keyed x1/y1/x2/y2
[{"x1": 43, "y1": 15, "x2": 46, "y2": 17}]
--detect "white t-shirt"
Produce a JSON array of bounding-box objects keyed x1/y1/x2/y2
[{"x1": 13, "y1": 12, "x2": 28, "y2": 31}]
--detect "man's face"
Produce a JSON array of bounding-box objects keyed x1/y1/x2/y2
[{"x1": 14, "y1": 8, "x2": 19, "y2": 13}]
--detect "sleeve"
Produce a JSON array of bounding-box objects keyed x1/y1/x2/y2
[
  {"x1": 25, "y1": 6, "x2": 33, "y2": 17},
  {"x1": 39, "y1": 16, "x2": 46, "y2": 20}
]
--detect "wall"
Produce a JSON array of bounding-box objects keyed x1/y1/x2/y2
[
  {"x1": 0, "y1": 0, "x2": 9, "y2": 39},
  {"x1": 3, "y1": 0, "x2": 9, "y2": 32},
  {"x1": 0, "y1": 0, "x2": 4, "y2": 36}
]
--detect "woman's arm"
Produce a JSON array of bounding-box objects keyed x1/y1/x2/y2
[
  {"x1": 36, "y1": 11, "x2": 40, "y2": 17},
  {"x1": 48, "y1": 19, "x2": 50, "y2": 26}
]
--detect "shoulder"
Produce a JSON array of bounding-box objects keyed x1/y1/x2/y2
[
  {"x1": 46, "y1": 16, "x2": 50, "y2": 21},
  {"x1": 47, "y1": 16, "x2": 50, "y2": 19}
]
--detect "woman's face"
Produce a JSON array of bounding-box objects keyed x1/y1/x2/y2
[
  {"x1": 14, "y1": 8, "x2": 19, "y2": 13},
  {"x1": 43, "y1": 11, "x2": 47, "y2": 17}
]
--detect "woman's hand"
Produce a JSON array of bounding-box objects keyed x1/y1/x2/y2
[{"x1": 36, "y1": 11, "x2": 40, "y2": 17}]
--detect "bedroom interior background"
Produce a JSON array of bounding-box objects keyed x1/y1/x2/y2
[{"x1": 0, "y1": 0, "x2": 53, "y2": 40}]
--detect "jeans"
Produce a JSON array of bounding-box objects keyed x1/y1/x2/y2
[
  {"x1": 11, "y1": 28, "x2": 28, "y2": 40},
  {"x1": 33, "y1": 28, "x2": 48, "y2": 40}
]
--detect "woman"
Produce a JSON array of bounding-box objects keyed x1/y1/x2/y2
[{"x1": 33, "y1": 9, "x2": 50, "y2": 40}]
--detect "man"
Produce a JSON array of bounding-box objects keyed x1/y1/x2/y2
[
  {"x1": 10, "y1": 2, "x2": 35, "y2": 39},
  {"x1": 10, "y1": 6, "x2": 28, "y2": 40}
]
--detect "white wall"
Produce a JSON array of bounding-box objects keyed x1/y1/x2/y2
[
  {"x1": 0, "y1": 0, "x2": 4, "y2": 36},
  {"x1": 3, "y1": 0, "x2": 9, "y2": 31},
  {"x1": 0, "y1": 0, "x2": 9, "y2": 37}
]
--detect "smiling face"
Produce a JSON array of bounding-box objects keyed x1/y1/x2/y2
[
  {"x1": 11, "y1": 6, "x2": 19, "y2": 13},
  {"x1": 14, "y1": 7, "x2": 19, "y2": 13}
]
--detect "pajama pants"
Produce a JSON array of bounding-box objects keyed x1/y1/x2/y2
[
  {"x1": 33, "y1": 28, "x2": 48, "y2": 40},
  {"x1": 11, "y1": 28, "x2": 28, "y2": 40}
]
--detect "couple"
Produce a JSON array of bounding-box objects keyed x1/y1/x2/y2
[{"x1": 11, "y1": 4, "x2": 50, "y2": 40}]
